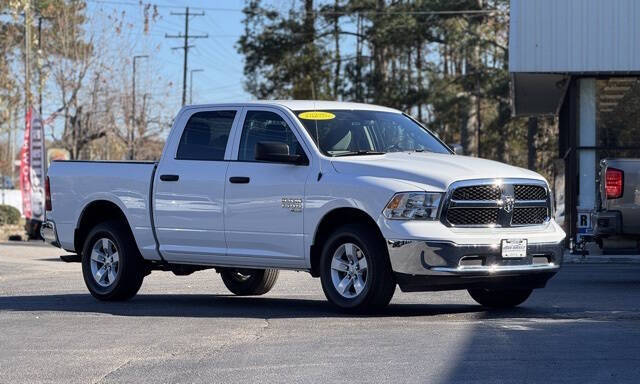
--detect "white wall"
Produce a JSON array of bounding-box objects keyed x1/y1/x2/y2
[
  {"x1": 510, "y1": 0, "x2": 640, "y2": 73},
  {"x1": 0, "y1": 190, "x2": 23, "y2": 216}
]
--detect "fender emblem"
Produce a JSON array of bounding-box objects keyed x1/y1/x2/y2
[{"x1": 281, "y1": 197, "x2": 303, "y2": 212}]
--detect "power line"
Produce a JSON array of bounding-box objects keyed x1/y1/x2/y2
[
  {"x1": 86, "y1": 0, "x2": 505, "y2": 16},
  {"x1": 192, "y1": 45, "x2": 241, "y2": 74},
  {"x1": 165, "y1": 7, "x2": 208, "y2": 106},
  {"x1": 189, "y1": 68, "x2": 203, "y2": 104},
  {"x1": 86, "y1": 0, "x2": 243, "y2": 12},
  {"x1": 205, "y1": 14, "x2": 241, "y2": 58}
]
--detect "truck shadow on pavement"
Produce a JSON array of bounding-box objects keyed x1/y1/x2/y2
[{"x1": 0, "y1": 293, "x2": 546, "y2": 319}]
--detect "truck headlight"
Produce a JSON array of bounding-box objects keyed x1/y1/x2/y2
[{"x1": 382, "y1": 192, "x2": 443, "y2": 220}]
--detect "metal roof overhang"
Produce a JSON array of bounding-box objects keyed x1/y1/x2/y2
[{"x1": 511, "y1": 73, "x2": 570, "y2": 117}]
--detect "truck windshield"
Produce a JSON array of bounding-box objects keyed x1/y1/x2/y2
[{"x1": 295, "y1": 110, "x2": 451, "y2": 156}]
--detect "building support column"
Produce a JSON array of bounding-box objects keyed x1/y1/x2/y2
[{"x1": 577, "y1": 78, "x2": 597, "y2": 241}]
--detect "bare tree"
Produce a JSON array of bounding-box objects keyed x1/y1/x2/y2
[{"x1": 45, "y1": 2, "x2": 170, "y2": 160}]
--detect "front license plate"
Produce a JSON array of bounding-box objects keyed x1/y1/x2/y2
[{"x1": 501, "y1": 239, "x2": 527, "y2": 258}]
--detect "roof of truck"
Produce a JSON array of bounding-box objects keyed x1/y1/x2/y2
[{"x1": 187, "y1": 100, "x2": 401, "y2": 113}]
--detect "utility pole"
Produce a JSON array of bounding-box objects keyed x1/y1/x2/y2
[
  {"x1": 165, "y1": 7, "x2": 208, "y2": 106},
  {"x1": 190, "y1": 69, "x2": 203, "y2": 104},
  {"x1": 24, "y1": 1, "x2": 32, "y2": 116},
  {"x1": 527, "y1": 117, "x2": 538, "y2": 171},
  {"x1": 355, "y1": 13, "x2": 362, "y2": 101},
  {"x1": 11, "y1": 109, "x2": 17, "y2": 184},
  {"x1": 141, "y1": 93, "x2": 149, "y2": 127},
  {"x1": 38, "y1": 16, "x2": 42, "y2": 117},
  {"x1": 37, "y1": 15, "x2": 50, "y2": 118},
  {"x1": 130, "y1": 55, "x2": 148, "y2": 160}
]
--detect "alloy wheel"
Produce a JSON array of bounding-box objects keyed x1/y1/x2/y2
[
  {"x1": 330, "y1": 242, "x2": 369, "y2": 299},
  {"x1": 90, "y1": 238, "x2": 120, "y2": 288}
]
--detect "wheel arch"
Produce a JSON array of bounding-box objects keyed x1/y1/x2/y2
[
  {"x1": 309, "y1": 207, "x2": 386, "y2": 277},
  {"x1": 74, "y1": 200, "x2": 134, "y2": 255}
]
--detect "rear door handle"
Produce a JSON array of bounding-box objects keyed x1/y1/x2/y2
[
  {"x1": 160, "y1": 174, "x2": 179, "y2": 182},
  {"x1": 229, "y1": 176, "x2": 250, "y2": 184}
]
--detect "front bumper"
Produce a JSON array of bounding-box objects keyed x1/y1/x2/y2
[
  {"x1": 40, "y1": 220, "x2": 61, "y2": 248},
  {"x1": 387, "y1": 239, "x2": 563, "y2": 292}
]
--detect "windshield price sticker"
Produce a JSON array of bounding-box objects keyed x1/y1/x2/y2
[{"x1": 298, "y1": 111, "x2": 336, "y2": 120}]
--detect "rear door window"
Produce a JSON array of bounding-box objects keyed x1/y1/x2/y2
[{"x1": 176, "y1": 110, "x2": 236, "y2": 160}]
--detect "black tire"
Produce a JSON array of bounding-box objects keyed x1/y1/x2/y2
[
  {"x1": 220, "y1": 268, "x2": 279, "y2": 296},
  {"x1": 319, "y1": 224, "x2": 396, "y2": 313},
  {"x1": 81, "y1": 220, "x2": 145, "y2": 301},
  {"x1": 25, "y1": 219, "x2": 42, "y2": 240},
  {"x1": 468, "y1": 288, "x2": 533, "y2": 308}
]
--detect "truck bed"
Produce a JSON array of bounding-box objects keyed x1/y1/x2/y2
[{"x1": 47, "y1": 160, "x2": 160, "y2": 260}]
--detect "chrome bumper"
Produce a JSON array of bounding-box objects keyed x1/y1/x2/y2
[
  {"x1": 430, "y1": 263, "x2": 558, "y2": 274},
  {"x1": 387, "y1": 239, "x2": 564, "y2": 292},
  {"x1": 40, "y1": 221, "x2": 61, "y2": 248},
  {"x1": 387, "y1": 239, "x2": 563, "y2": 276}
]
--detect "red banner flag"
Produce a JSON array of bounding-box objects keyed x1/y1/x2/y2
[{"x1": 20, "y1": 107, "x2": 46, "y2": 221}]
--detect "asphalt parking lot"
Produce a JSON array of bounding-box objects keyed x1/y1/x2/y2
[{"x1": 1, "y1": 242, "x2": 640, "y2": 383}]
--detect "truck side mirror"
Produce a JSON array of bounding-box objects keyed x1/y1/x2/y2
[
  {"x1": 255, "y1": 141, "x2": 308, "y2": 165},
  {"x1": 448, "y1": 143, "x2": 464, "y2": 155}
]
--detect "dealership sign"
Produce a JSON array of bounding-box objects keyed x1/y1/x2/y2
[{"x1": 20, "y1": 107, "x2": 46, "y2": 221}]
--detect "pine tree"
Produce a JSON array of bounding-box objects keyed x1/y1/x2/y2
[{"x1": 236, "y1": 0, "x2": 557, "y2": 178}]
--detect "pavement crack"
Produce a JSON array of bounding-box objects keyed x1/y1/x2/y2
[
  {"x1": 185, "y1": 318, "x2": 272, "y2": 378},
  {"x1": 93, "y1": 358, "x2": 133, "y2": 384},
  {"x1": 254, "y1": 318, "x2": 270, "y2": 343}
]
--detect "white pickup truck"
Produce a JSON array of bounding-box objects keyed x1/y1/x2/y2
[{"x1": 42, "y1": 101, "x2": 566, "y2": 312}]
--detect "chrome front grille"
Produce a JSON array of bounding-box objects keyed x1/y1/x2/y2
[
  {"x1": 443, "y1": 180, "x2": 550, "y2": 227},
  {"x1": 447, "y1": 208, "x2": 499, "y2": 226},
  {"x1": 514, "y1": 185, "x2": 547, "y2": 201},
  {"x1": 451, "y1": 185, "x2": 500, "y2": 201},
  {"x1": 512, "y1": 207, "x2": 548, "y2": 225}
]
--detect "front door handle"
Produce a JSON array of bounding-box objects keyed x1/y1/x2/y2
[
  {"x1": 229, "y1": 176, "x2": 250, "y2": 184},
  {"x1": 160, "y1": 174, "x2": 179, "y2": 182}
]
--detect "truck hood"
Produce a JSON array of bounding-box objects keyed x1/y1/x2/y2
[{"x1": 330, "y1": 152, "x2": 545, "y2": 191}]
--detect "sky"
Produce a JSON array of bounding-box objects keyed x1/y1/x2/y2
[
  {"x1": 85, "y1": 0, "x2": 255, "y2": 108},
  {"x1": 82, "y1": 0, "x2": 356, "y2": 109},
  {"x1": 34, "y1": 0, "x2": 271, "y2": 144},
  {"x1": 4, "y1": 1, "x2": 288, "y2": 177},
  {"x1": 25, "y1": 0, "x2": 358, "y2": 147}
]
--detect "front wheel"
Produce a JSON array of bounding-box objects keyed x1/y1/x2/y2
[
  {"x1": 220, "y1": 268, "x2": 279, "y2": 296},
  {"x1": 319, "y1": 224, "x2": 396, "y2": 313},
  {"x1": 468, "y1": 288, "x2": 533, "y2": 308}
]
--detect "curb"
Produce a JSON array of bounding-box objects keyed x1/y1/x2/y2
[{"x1": 564, "y1": 254, "x2": 640, "y2": 264}]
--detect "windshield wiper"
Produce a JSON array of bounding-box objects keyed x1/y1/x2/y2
[{"x1": 332, "y1": 150, "x2": 386, "y2": 157}]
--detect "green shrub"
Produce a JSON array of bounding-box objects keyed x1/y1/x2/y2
[{"x1": 0, "y1": 205, "x2": 21, "y2": 225}]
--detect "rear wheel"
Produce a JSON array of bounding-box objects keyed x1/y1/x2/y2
[
  {"x1": 81, "y1": 220, "x2": 145, "y2": 301},
  {"x1": 319, "y1": 224, "x2": 396, "y2": 313},
  {"x1": 220, "y1": 268, "x2": 279, "y2": 296},
  {"x1": 468, "y1": 288, "x2": 533, "y2": 308}
]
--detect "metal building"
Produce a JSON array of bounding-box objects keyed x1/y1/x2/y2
[{"x1": 509, "y1": 0, "x2": 640, "y2": 247}]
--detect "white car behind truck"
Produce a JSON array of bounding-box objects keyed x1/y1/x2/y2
[{"x1": 42, "y1": 101, "x2": 566, "y2": 312}]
